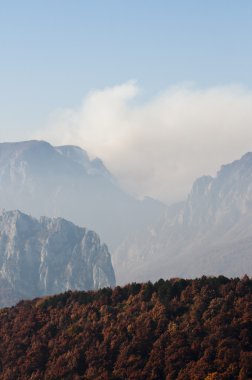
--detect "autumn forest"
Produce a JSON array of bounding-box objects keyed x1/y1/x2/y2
[{"x1": 0, "y1": 276, "x2": 251, "y2": 379}]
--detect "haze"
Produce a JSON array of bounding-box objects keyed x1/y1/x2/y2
[
  {"x1": 1, "y1": 1, "x2": 252, "y2": 203},
  {"x1": 38, "y1": 82, "x2": 252, "y2": 203}
]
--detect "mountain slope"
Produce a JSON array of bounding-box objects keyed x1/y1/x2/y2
[
  {"x1": 114, "y1": 153, "x2": 252, "y2": 283},
  {"x1": 0, "y1": 209, "x2": 115, "y2": 307}
]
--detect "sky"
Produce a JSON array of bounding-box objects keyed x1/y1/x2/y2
[{"x1": 1, "y1": 1, "x2": 252, "y2": 202}]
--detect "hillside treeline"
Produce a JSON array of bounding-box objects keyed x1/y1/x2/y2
[{"x1": 0, "y1": 276, "x2": 251, "y2": 379}]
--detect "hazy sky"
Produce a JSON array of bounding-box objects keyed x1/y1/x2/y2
[{"x1": 1, "y1": 1, "x2": 252, "y2": 202}]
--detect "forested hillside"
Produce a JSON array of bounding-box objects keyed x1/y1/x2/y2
[{"x1": 0, "y1": 276, "x2": 251, "y2": 379}]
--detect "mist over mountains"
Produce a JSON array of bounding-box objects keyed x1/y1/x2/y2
[
  {"x1": 114, "y1": 152, "x2": 252, "y2": 283},
  {"x1": 0, "y1": 140, "x2": 164, "y2": 251},
  {"x1": 0, "y1": 140, "x2": 251, "y2": 289}
]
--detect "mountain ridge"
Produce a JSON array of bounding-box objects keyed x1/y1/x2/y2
[
  {"x1": 1, "y1": 140, "x2": 252, "y2": 285},
  {"x1": 0, "y1": 140, "x2": 164, "y2": 260},
  {"x1": 114, "y1": 152, "x2": 252, "y2": 283}
]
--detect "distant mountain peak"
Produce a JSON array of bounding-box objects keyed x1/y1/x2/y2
[
  {"x1": 55, "y1": 144, "x2": 90, "y2": 160},
  {"x1": 55, "y1": 144, "x2": 112, "y2": 178},
  {"x1": 0, "y1": 139, "x2": 164, "y2": 255},
  {"x1": 114, "y1": 151, "x2": 252, "y2": 283}
]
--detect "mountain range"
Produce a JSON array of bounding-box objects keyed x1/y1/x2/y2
[
  {"x1": 114, "y1": 152, "x2": 252, "y2": 283},
  {"x1": 0, "y1": 140, "x2": 252, "y2": 288},
  {"x1": 0, "y1": 140, "x2": 164, "y2": 253}
]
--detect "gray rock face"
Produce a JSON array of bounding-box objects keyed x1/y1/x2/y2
[
  {"x1": 0, "y1": 210, "x2": 115, "y2": 307},
  {"x1": 114, "y1": 153, "x2": 252, "y2": 283}
]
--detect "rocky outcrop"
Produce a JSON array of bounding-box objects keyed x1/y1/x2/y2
[{"x1": 0, "y1": 210, "x2": 115, "y2": 307}]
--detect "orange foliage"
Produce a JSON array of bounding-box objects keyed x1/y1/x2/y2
[{"x1": 0, "y1": 276, "x2": 251, "y2": 379}]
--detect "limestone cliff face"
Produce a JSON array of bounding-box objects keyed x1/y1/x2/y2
[{"x1": 0, "y1": 210, "x2": 115, "y2": 307}]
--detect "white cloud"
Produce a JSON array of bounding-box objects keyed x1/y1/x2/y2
[{"x1": 37, "y1": 81, "x2": 252, "y2": 203}]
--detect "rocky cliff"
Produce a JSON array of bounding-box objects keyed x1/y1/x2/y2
[{"x1": 0, "y1": 210, "x2": 115, "y2": 307}]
